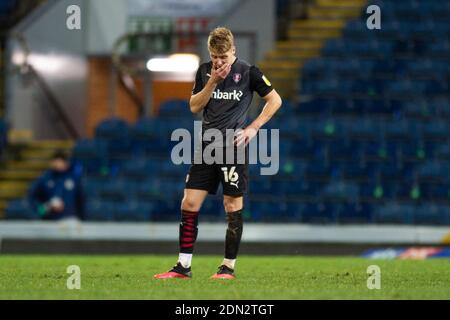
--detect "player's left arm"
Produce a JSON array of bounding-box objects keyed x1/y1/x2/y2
[
  {"x1": 235, "y1": 90, "x2": 282, "y2": 146},
  {"x1": 248, "y1": 89, "x2": 282, "y2": 131}
]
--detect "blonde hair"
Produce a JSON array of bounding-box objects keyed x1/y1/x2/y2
[{"x1": 208, "y1": 27, "x2": 234, "y2": 54}]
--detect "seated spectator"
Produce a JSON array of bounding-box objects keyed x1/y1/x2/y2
[{"x1": 28, "y1": 150, "x2": 84, "y2": 221}]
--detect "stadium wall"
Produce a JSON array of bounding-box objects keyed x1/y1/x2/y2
[
  {"x1": 85, "y1": 0, "x2": 274, "y2": 63},
  {"x1": 84, "y1": 0, "x2": 128, "y2": 55},
  {"x1": 1, "y1": 221, "x2": 449, "y2": 255},
  {"x1": 5, "y1": 0, "x2": 274, "y2": 139},
  {"x1": 197, "y1": 0, "x2": 275, "y2": 63},
  {"x1": 7, "y1": 0, "x2": 88, "y2": 139}
]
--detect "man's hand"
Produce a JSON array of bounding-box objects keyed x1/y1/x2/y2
[
  {"x1": 234, "y1": 127, "x2": 258, "y2": 147},
  {"x1": 210, "y1": 63, "x2": 231, "y2": 84},
  {"x1": 189, "y1": 63, "x2": 230, "y2": 113},
  {"x1": 49, "y1": 197, "x2": 65, "y2": 213}
]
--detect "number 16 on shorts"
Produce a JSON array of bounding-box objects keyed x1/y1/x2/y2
[{"x1": 222, "y1": 166, "x2": 239, "y2": 183}]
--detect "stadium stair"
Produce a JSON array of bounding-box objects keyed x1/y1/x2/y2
[
  {"x1": 1, "y1": 1, "x2": 49, "y2": 116},
  {"x1": 0, "y1": 137, "x2": 73, "y2": 218},
  {"x1": 0, "y1": 47, "x2": 4, "y2": 118},
  {"x1": 259, "y1": 0, "x2": 366, "y2": 99}
]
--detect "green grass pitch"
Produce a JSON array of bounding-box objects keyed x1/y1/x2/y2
[{"x1": 0, "y1": 255, "x2": 449, "y2": 299}]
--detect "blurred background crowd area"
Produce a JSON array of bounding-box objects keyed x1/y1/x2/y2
[{"x1": 0, "y1": 0, "x2": 449, "y2": 225}]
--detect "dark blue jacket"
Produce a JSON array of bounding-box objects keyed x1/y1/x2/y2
[{"x1": 28, "y1": 165, "x2": 84, "y2": 220}]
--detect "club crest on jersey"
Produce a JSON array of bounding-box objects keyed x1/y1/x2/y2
[{"x1": 233, "y1": 73, "x2": 241, "y2": 83}]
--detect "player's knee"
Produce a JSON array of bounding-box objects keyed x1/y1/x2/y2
[
  {"x1": 223, "y1": 199, "x2": 242, "y2": 213},
  {"x1": 181, "y1": 197, "x2": 201, "y2": 212}
]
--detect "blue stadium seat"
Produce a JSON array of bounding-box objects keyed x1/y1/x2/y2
[
  {"x1": 374, "y1": 203, "x2": 415, "y2": 224},
  {"x1": 278, "y1": 159, "x2": 307, "y2": 180},
  {"x1": 362, "y1": 141, "x2": 390, "y2": 161},
  {"x1": 201, "y1": 199, "x2": 223, "y2": 221},
  {"x1": 301, "y1": 202, "x2": 337, "y2": 224},
  {"x1": 289, "y1": 139, "x2": 321, "y2": 159},
  {"x1": 120, "y1": 159, "x2": 158, "y2": 181},
  {"x1": 324, "y1": 39, "x2": 394, "y2": 58},
  {"x1": 343, "y1": 19, "x2": 367, "y2": 37},
  {"x1": 396, "y1": 183, "x2": 422, "y2": 201},
  {"x1": 151, "y1": 199, "x2": 181, "y2": 221},
  {"x1": 425, "y1": 79, "x2": 448, "y2": 95},
  {"x1": 136, "y1": 179, "x2": 162, "y2": 200},
  {"x1": 159, "y1": 100, "x2": 191, "y2": 118},
  {"x1": 322, "y1": 39, "x2": 344, "y2": 57},
  {"x1": 95, "y1": 118, "x2": 130, "y2": 140},
  {"x1": 403, "y1": 100, "x2": 433, "y2": 118},
  {"x1": 422, "y1": 121, "x2": 449, "y2": 141},
  {"x1": 330, "y1": 98, "x2": 364, "y2": 115},
  {"x1": 429, "y1": 98, "x2": 450, "y2": 118},
  {"x1": 131, "y1": 117, "x2": 158, "y2": 138},
  {"x1": 428, "y1": 41, "x2": 450, "y2": 56},
  {"x1": 94, "y1": 118, "x2": 132, "y2": 167},
  {"x1": 284, "y1": 201, "x2": 305, "y2": 221},
  {"x1": 337, "y1": 202, "x2": 373, "y2": 224},
  {"x1": 249, "y1": 200, "x2": 293, "y2": 222},
  {"x1": 311, "y1": 119, "x2": 346, "y2": 140},
  {"x1": 327, "y1": 140, "x2": 361, "y2": 161},
  {"x1": 321, "y1": 181, "x2": 359, "y2": 202},
  {"x1": 385, "y1": 120, "x2": 412, "y2": 141},
  {"x1": 5, "y1": 199, "x2": 37, "y2": 220},
  {"x1": 130, "y1": 118, "x2": 168, "y2": 155},
  {"x1": 414, "y1": 204, "x2": 450, "y2": 225},
  {"x1": 284, "y1": 180, "x2": 322, "y2": 200},
  {"x1": 386, "y1": 80, "x2": 427, "y2": 96},
  {"x1": 348, "y1": 118, "x2": 383, "y2": 141},
  {"x1": 158, "y1": 180, "x2": 184, "y2": 199},
  {"x1": 114, "y1": 201, "x2": 152, "y2": 221},
  {"x1": 305, "y1": 161, "x2": 333, "y2": 180},
  {"x1": 342, "y1": 162, "x2": 376, "y2": 181},
  {"x1": 302, "y1": 59, "x2": 325, "y2": 77},
  {"x1": 249, "y1": 180, "x2": 274, "y2": 196},
  {"x1": 0, "y1": 119, "x2": 7, "y2": 154},
  {"x1": 430, "y1": 20, "x2": 450, "y2": 32},
  {"x1": 407, "y1": 59, "x2": 435, "y2": 76},
  {"x1": 81, "y1": 176, "x2": 110, "y2": 198},
  {"x1": 399, "y1": 141, "x2": 429, "y2": 162},
  {"x1": 420, "y1": 182, "x2": 450, "y2": 201},
  {"x1": 84, "y1": 199, "x2": 115, "y2": 221},
  {"x1": 436, "y1": 143, "x2": 450, "y2": 161},
  {"x1": 98, "y1": 179, "x2": 130, "y2": 202},
  {"x1": 331, "y1": 58, "x2": 364, "y2": 75},
  {"x1": 72, "y1": 139, "x2": 108, "y2": 174},
  {"x1": 359, "y1": 182, "x2": 397, "y2": 201},
  {"x1": 296, "y1": 98, "x2": 331, "y2": 115},
  {"x1": 276, "y1": 100, "x2": 296, "y2": 118},
  {"x1": 374, "y1": 160, "x2": 414, "y2": 181},
  {"x1": 158, "y1": 161, "x2": 188, "y2": 179},
  {"x1": 418, "y1": 160, "x2": 450, "y2": 182}
]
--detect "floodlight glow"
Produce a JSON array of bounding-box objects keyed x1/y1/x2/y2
[
  {"x1": 28, "y1": 54, "x2": 65, "y2": 73},
  {"x1": 12, "y1": 51, "x2": 27, "y2": 66},
  {"x1": 146, "y1": 54, "x2": 200, "y2": 72}
]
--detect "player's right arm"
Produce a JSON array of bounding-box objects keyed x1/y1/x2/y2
[{"x1": 189, "y1": 63, "x2": 231, "y2": 113}]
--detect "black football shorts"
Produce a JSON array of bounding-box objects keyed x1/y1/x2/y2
[{"x1": 185, "y1": 144, "x2": 249, "y2": 197}]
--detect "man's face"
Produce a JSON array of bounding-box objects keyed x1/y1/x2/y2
[
  {"x1": 51, "y1": 158, "x2": 69, "y2": 172},
  {"x1": 209, "y1": 47, "x2": 236, "y2": 70}
]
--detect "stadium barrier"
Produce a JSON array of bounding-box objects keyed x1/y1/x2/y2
[{"x1": 0, "y1": 221, "x2": 449, "y2": 255}]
